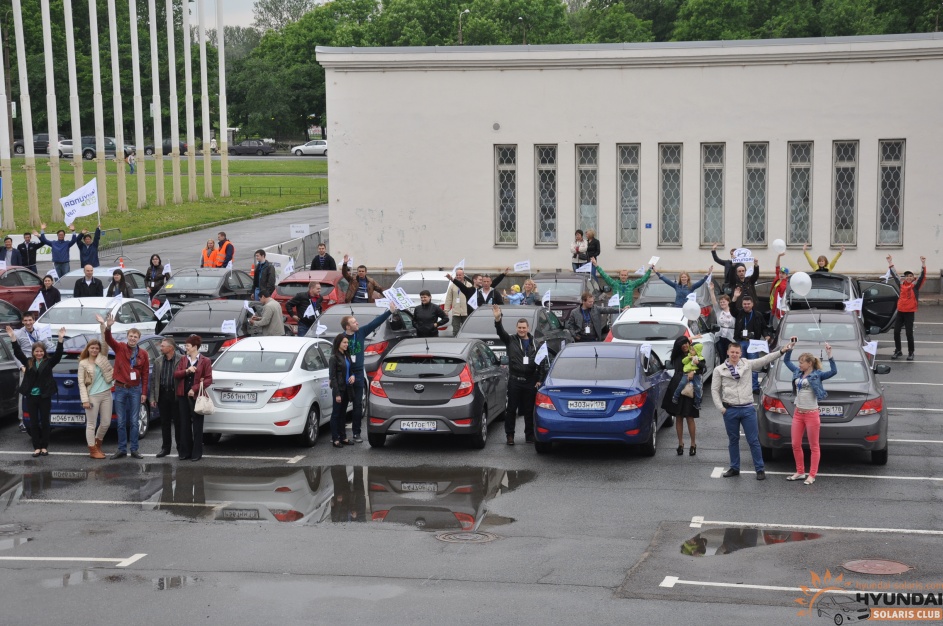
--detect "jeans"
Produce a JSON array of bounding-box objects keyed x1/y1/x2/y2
[
  {"x1": 893, "y1": 311, "x2": 915, "y2": 355},
  {"x1": 158, "y1": 391, "x2": 179, "y2": 453},
  {"x1": 722, "y1": 405, "x2": 764, "y2": 472},
  {"x1": 54, "y1": 262, "x2": 70, "y2": 279},
  {"x1": 330, "y1": 390, "x2": 349, "y2": 442},
  {"x1": 114, "y1": 385, "x2": 142, "y2": 453},
  {"x1": 791, "y1": 408, "x2": 821, "y2": 477},
  {"x1": 25, "y1": 396, "x2": 51, "y2": 449},
  {"x1": 129, "y1": 163, "x2": 135, "y2": 174},
  {"x1": 350, "y1": 371, "x2": 365, "y2": 437},
  {"x1": 504, "y1": 376, "x2": 537, "y2": 437},
  {"x1": 451, "y1": 315, "x2": 466, "y2": 337},
  {"x1": 253, "y1": 287, "x2": 261, "y2": 301},
  {"x1": 672, "y1": 372, "x2": 702, "y2": 406},
  {"x1": 84, "y1": 390, "x2": 113, "y2": 446},
  {"x1": 740, "y1": 341, "x2": 761, "y2": 392},
  {"x1": 298, "y1": 323, "x2": 310, "y2": 338}
]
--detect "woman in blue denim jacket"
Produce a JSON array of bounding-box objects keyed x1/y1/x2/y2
[
  {"x1": 782, "y1": 343, "x2": 837, "y2": 485},
  {"x1": 655, "y1": 267, "x2": 713, "y2": 307}
]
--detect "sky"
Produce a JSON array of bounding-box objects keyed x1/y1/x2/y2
[{"x1": 219, "y1": 0, "x2": 255, "y2": 27}]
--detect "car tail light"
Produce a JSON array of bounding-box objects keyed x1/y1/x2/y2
[
  {"x1": 617, "y1": 392, "x2": 647, "y2": 411},
  {"x1": 700, "y1": 305, "x2": 712, "y2": 319},
  {"x1": 268, "y1": 384, "x2": 301, "y2": 403},
  {"x1": 372, "y1": 510, "x2": 389, "y2": 522},
  {"x1": 763, "y1": 397, "x2": 789, "y2": 414},
  {"x1": 453, "y1": 418, "x2": 472, "y2": 426},
  {"x1": 625, "y1": 429, "x2": 640, "y2": 436},
  {"x1": 274, "y1": 420, "x2": 290, "y2": 426},
  {"x1": 220, "y1": 337, "x2": 240, "y2": 350},
  {"x1": 369, "y1": 483, "x2": 387, "y2": 492},
  {"x1": 369, "y1": 417, "x2": 384, "y2": 424},
  {"x1": 369, "y1": 370, "x2": 387, "y2": 398},
  {"x1": 767, "y1": 432, "x2": 782, "y2": 440},
  {"x1": 151, "y1": 298, "x2": 161, "y2": 308},
  {"x1": 364, "y1": 341, "x2": 388, "y2": 356},
  {"x1": 537, "y1": 427, "x2": 549, "y2": 434},
  {"x1": 275, "y1": 487, "x2": 292, "y2": 493},
  {"x1": 859, "y1": 398, "x2": 883, "y2": 415},
  {"x1": 535, "y1": 392, "x2": 555, "y2": 410},
  {"x1": 452, "y1": 365, "x2": 473, "y2": 398},
  {"x1": 865, "y1": 434, "x2": 880, "y2": 442},
  {"x1": 271, "y1": 509, "x2": 304, "y2": 522},
  {"x1": 453, "y1": 512, "x2": 475, "y2": 531},
  {"x1": 452, "y1": 486, "x2": 473, "y2": 494},
  {"x1": 604, "y1": 330, "x2": 613, "y2": 342}
]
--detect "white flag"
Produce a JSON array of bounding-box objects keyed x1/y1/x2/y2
[
  {"x1": 226, "y1": 260, "x2": 233, "y2": 269},
  {"x1": 108, "y1": 293, "x2": 123, "y2": 308},
  {"x1": 220, "y1": 319, "x2": 237, "y2": 334},
  {"x1": 452, "y1": 258, "x2": 465, "y2": 275},
  {"x1": 375, "y1": 298, "x2": 390, "y2": 308},
  {"x1": 28, "y1": 291, "x2": 45, "y2": 312},
  {"x1": 0, "y1": 261, "x2": 6, "y2": 271},
  {"x1": 535, "y1": 342, "x2": 549, "y2": 365},
  {"x1": 686, "y1": 292, "x2": 697, "y2": 302},
  {"x1": 154, "y1": 300, "x2": 172, "y2": 320},
  {"x1": 748, "y1": 339, "x2": 770, "y2": 354},
  {"x1": 575, "y1": 262, "x2": 592, "y2": 273},
  {"x1": 315, "y1": 323, "x2": 328, "y2": 336},
  {"x1": 243, "y1": 300, "x2": 254, "y2": 313},
  {"x1": 863, "y1": 340, "x2": 878, "y2": 356},
  {"x1": 284, "y1": 257, "x2": 295, "y2": 276},
  {"x1": 541, "y1": 289, "x2": 551, "y2": 306},
  {"x1": 881, "y1": 268, "x2": 893, "y2": 283},
  {"x1": 647, "y1": 256, "x2": 660, "y2": 267},
  {"x1": 60, "y1": 178, "x2": 101, "y2": 226},
  {"x1": 394, "y1": 259, "x2": 403, "y2": 275},
  {"x1": 607, "y1": 294, "x2": 620, "y2": 307},
  {"x1": 36, "y1": 323, "x2": 52, "y2": 340},
  {"x1": 844, "y1": 298, "x2": 863, "y2": 312},
  {"x1": 162, "y1": 263, "x2": 172, "y2": 276},
  {"x1": 346, "y1": 256, "x2": 354, "y2": 269},
  {"x1": 303, "y1": 303, "x2": 317, "y2": 318},
  {"x1": 46, "y1": 269, "x2": 59, "y2": 281},
  {"x1": 639, "y1": 343, "x2": 652, "y2": 359},
  {"x1": 467, "y1": 296, "x2": 479, "y2": 310},
  {"x1": 634, "y1": 267, "x2": 647, "y2": 276},
  {"x1": 513, "y1": 260, "x2": 531, "y2": 273}
]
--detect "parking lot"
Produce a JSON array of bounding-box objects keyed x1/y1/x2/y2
[{"x1": 0, "y1": 306, "x2": 941, "y2": 624}]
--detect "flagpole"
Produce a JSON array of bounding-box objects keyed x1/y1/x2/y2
[
  {"x1": 216, "y1": 0, "x2": 230, "y2": 197},
  {"x1": 0, "y1": 22, "x2": 13, "y2": 230},
  {"x1": 40, "y1": 0, "x2": 63, "y2": 221},
  {"x1": 107, "y1": 0, "x2": 128, "y2": 212},
  {"x1": 182, "y1": 0, "x2": 198, "y2": 202},
  {"x1": 63, "y1": 0, "x2": 84, "y2": 191},
  {"x1": 147, "y1": 0, "x2": 165, "y2": 206},
  {"x1": 197, "y1": 0, "x2": 213, "y2": 198},
  {"x1": 165, "y1": 0, "x2": 182, "y2": 204},
  {"x1": 88, "y1": 0, "x2": 109, "y2": 215},
  {"x1": 11, "y1": 0, "x2": 40, "y2": 225},
  {"x1": 129, "y1": 0, "x2": 148, "y2": 208}
]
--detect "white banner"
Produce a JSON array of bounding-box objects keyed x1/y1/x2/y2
[
  {"x1": 394, "y1": 259, "x2": 403, "y2": 275},
  {"x1": 686, "y1": 292, "x2": 697, "y2": 302},
  {"x1": 748, "y1": 339, "x2": 770, "y2": 354},
  {"x1": 863, "y1": 340, "x2": 878, "y2": 356},
  {"x1": 243, "y1": 300, "x2": 254, "y2": 313},
  {"x1": 733, "y1": 248, "x2": 755, "y2": 277},
  {"x1": 607, "y1": 294, "x2": 620, "y2": 307},
  {"x1": 452, "y1": 258, "x2": 465, "y2": 275},
  {"x1": 844, "y1": 298, "x2": 863, "y2": 312},
  {"x1": 265, "y1": 253, "x2": 294, "y2": 281},
  {"x1": 60, "y1": 178, "x2": 100, "y2": 226},
  {"x1": 647, "y1": 256, "x2": 660, "y2": 267},
  {"x1": 315, "y1": 323, "x2": 327, "y2": 336},
  {"x1": 154, "y1": 300, "x2": 171, "y2": 320},
  {"x1": 28, "y1": 291, "x2": 45, "y2": 312},
  {"x1": 36, "y1": 323, "x2": 52, "y2": 340},
  {"x1": 514, "y1": 260, "x2": 531, "y2": 273},
  {"x1": 575, "y1": 262, "x2": 592, "y2": 273},
  {"x1": 639, "y1": 343, "x2": 652, "y2": 359},
  {"x1": 220, "y1": 319, "x2": 237, "y2": 334},
  {"x1": 163, "y1": 263, "x2": 172, "y2": 276},
  {"x1": 535, "y1": 342, "x2": 549, "y2": 365},
  {"x1": 289, "y1": 223, "x2": 309, "y2": 238},
  {"x1": 541, "y1": 289, "x2": 551, "y2": 306},
  {"x1": 45, "y1": 268, "x2": 59, "y2": 280},
  {"x1": 635, "y1": 267, "x2": 647, "y2": 276},
  {"x1": 375, "y1": 298, "x2": 390, "y2": 308},
  {"x1": 382, "y1": 288, "x2": 414, "y2": 310}
]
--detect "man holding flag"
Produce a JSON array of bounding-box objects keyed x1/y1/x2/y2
[
  {"x1": 286, "y1": 282, "x2": 324, "y2": 338},
  {"x1": 591, "y1": 258, "x2": 653, "y2": 309},
  {"x1": 39, "y1": 223, "x2": 78, "y2": 278}
]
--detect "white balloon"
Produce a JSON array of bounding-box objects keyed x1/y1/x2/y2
[
  {"x1": 771, "y1": 238, "x2": 787, "y2": 255},
  {"x1": 790, "y1": 271, "x2": 812, "y2": 297},
  {"x1": 682, "y1": 300, "x2": 701, "y2": 321}
]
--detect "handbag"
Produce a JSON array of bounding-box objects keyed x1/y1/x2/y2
[
  {"x1": 194, "y1": 380, "x2": 215, "y2": 415},
  {"x1": 680, "y1": 382, "x2": 695, "y2": 398}
]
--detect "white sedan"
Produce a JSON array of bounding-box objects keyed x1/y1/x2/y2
[
  {"x1": 37, "y1": 297, "x2": 160, "y2": 338},
  {"x1": 290, "y1": 139, "x2": 327, "y2": 156},
  {"x1": 608, "y1": 307, "x2": 717, "y2": 378},
  {"x1": 205, "y1": 337, "x2": 333, "y2": 446}
]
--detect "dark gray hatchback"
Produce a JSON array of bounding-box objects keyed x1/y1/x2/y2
[{"x1": 366, "y1": 338, "x2": 509, "y2": 449}]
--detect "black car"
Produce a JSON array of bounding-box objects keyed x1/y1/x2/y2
[
  {"x1": 13, "y1": 133, "x2": 64, "y2": 155},
  {"x1": 152, "y1": 268, "x2": 255, "y2": 316},
  {"x1": 316, "y1": 304, "x2": 417, "y2": 376},
  {"x1": 531, "y1": 272, "x2": 602, "y2": 322},
  {"x1": 455, "y1": 306, "x2": 569, "y2": 358},
  {"x1": 160, "y1": 300, "x2": 292, "y2": 361},
  {"x1": 229, "y1": 139, "x2": 275, "y2": 156},
  {"x1": 0, "y1": 337, "x2": 22, "y2": 418},
  {"x1": 635, "y1": 274, "x2": 723, "y2": 326},
  {"x1": 143, "y1": 139, "x2": 188, "y2": 156},
  {"x1": 770, "y1": 309, "x2": 873, "y2": 351}
]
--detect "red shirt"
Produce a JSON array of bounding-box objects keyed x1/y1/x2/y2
[
  {"x1": 897, "y1": 269, "x2": 926, "y2": 313},
  {"x1": 104, "y1": 328, "x2": 150, "y2": 395}
]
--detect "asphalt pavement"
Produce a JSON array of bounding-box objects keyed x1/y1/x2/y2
[{"x1": 0, "y1": 306, "x2": 941, "y2": 623}]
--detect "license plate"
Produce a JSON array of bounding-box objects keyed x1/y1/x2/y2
[
  {"x1": 199, "y1": 344, "x2": 209, "y2": 352},
  {"x1": 552, "y1": 310, "x2": 563, "y2": 318},
  {"x1": 220, "y1": 509, "x2": 260, "y2": 520},
  {"x1": 221, "y1": 392, "x2": 257, "y2": 403},
  {"x1": 819, "y1": 405, "x2": 844, "y2": 416},
  {"x1": 567, "y1": 400, "x2": 606, "y2": 411},
  {"x1": 399, "y1": 420, "x2": 437, "y2": 431},
  {"x1": 400, "y1": 482, "x2": 438, "y2": 492},
  {"x1": 51, "y1": 414, "x2": 86, "y2": 424},
  {"x1": 52, "y1": 471, "x2": 87, "y2": 480}
]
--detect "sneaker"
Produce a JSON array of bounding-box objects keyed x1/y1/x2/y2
[
  {"x1": 907, "y1": 354, "x2": 915, "y2": 361},
  {"x1": 756, "y1": 471, "x2": 767, "y2": 481},
  {"x1": 18, "y1": 423, "x2": 27, "y2": 433},
  {"x1": 352, "y1": 436, "x2": 363, "y2": 443},
  {"x1": 891, "y1": 351, "x2": 902, "y2": 360}
]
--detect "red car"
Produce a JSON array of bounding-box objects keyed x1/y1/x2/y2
[
  {"x1": 274, "y1": 270, "x2": 349, "y2": 326},
  {"x1": 0, "y1": 267, "x2": 43, "y2": 312}
]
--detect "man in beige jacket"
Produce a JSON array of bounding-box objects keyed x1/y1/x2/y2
[{"x1": 444, "y1": 269, "x2": 473, "y2": 336}]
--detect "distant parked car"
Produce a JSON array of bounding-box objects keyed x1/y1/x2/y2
[
  {"x1": 37, "y1": 297, "x2": 162, "y2": 338},
  {"x1": 229, "y1": 139, "x2": 275, "y2": 156},
  {"x1": 78, "y1": 136, "x2": 120, "y2": 160},
  {"x1": 57, "y1": 139, "x2": 73, "y2": 158},
  {"x1": 0, "y1": 301, "x2": 23, "y2": 330},
  {"x1": 314, "y1": 303, "x2": 416, "y2": 376},
  {"x1": 0, "y1": 267, "x2": 43, "y2": 313},
  {"x1": 143, "y1": 139, "x2": 188, "y2": 156},
  {"x1": 160, "y1": 299, "x2": 291, "y2": 361},
  {"x1": 13, "y1": 133, "x2": 64, "y2": 155},
  {"x1": 151, "y1": 268, "x2": 255, "y2": 316},
  {"x1": 390, "y1": 271, "x2": 453, "y2": 307},
  {"x1": 290, "y1": 140, "x2": 327, "y2": 156},
  {"x1": 455, "y1": 307, "x2": 568, "y2": 359},
  {"x1": 531, "y1": 272, "x2": 603, "y2": 322},
  {"x1": 607, "y1": 307, "x2": 718, "y2": 378},
  {"x1": 636, "y1": 274, "x2": 723, "y2": 326},
  {"x1": 273, "y1": 270, "x2": 348, "y2": 324}
]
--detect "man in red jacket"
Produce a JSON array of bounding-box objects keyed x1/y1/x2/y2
[
  {"x1": 99, "y1": 314, "x2": 150, "y2": 458},
  {"x1": 887, "y1": 255, "x2": 927, "y2": 361}
]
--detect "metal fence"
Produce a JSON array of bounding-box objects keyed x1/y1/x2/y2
[
  {"x1": 98, "y1": 228, "x2": 123, "y2": 261},
  {"x1": 263, "y1": 227, "x2": 329, "y2": 271},
  {"x1": 238, "y1": 186, "x2": 327, "y2": 201}
]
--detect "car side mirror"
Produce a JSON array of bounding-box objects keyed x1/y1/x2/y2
[
  {"x1": 875, "y1": 364, "x2": 891, "y2": 375},
  {"x1": 603, "y1": 285, "x2": 612, "y2": 293},
  {"x1": 869, "y1": 326, "x2": 880, "y2": 335},
  {"x1": 499, "y1": 354, "x2": 509, "y2": 366}
]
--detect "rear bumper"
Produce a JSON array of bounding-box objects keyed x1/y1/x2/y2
[
  {"x1": 204, "y1": 402, "x2": 308, "y2": 436},
  {"x1": 758, "y1": 409, "x2": 888, "y2": 450},
  {"x1": 367, "y1": 396, "x2": 481, "y2": 435},
  {"x1": 534, "y1": 408, "x2": 651, "y2": 444}
]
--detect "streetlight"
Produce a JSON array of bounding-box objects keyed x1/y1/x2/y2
[
  {"x1": 458, "y1": 9, "x2": 470, "y2": 45},
  {"x1": 518, "y1": 16, "x2": 527, "y2": 45}
]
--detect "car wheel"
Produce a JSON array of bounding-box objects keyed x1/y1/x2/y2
[
  {"x1": 322, "y1": 149, "x2": 327, "y2": 156},
  {"x1": 871, "y1": 445, "x2": 888, "y2": 465},
  {"x1": 534, "y1": 440, "x2": 552, "y2": 454},
  {"x1": 294, "y1": 150, "x2": 303, "y2": 156},
  {"x1": 834, "y1": 614, "x2": 844, "y2": 625},
  {"x1": 660, "y1": 414, "x2": 674, "y2": 429},
  {"x1": 367, "y1": 432, "x2": 386, "y2": 448},
  {"x1": 144, "y1": 148, "x2": 154, "y2": 156},
  {"x1": 256, "y1": 149, "x2": 264, "y2": 156},
  {"x1": 58, "y1": 151, "x2": 64, "y2": 158},
  {"x1": 469, "y1": 406, "x2": 488, "y2": 449},
  {"x1": 228, "y1": 149, "x2": 236, "y2": 156},
  {"x1": 761, "y1": 445, "x2": 774, "y2": 462},
  {"x1": 303, "y1": 467, "x2": 321, "y2": 491},
  {"x1": 83, "y1": 149, "x2": 95, "y2": 160},
  {"x1": 202, "y1": 433, "x2": 222, "y2": 445},
  {"x1": 138, "y1": 404, "x2": 149, "y2": 439},
  {"x1": 639, "y1": 414, "x2": 657, "y2": 457},
  {"x1": 297, "y1": 405, "x2": 319, "y2": 447},
  {"x1": 14, "y1": 145, "x2": 24, "y2": 154}
]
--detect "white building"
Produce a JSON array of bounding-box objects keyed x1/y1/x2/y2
[{"x1": 318, "y1": 34, "x2": 943, "y2": 277}]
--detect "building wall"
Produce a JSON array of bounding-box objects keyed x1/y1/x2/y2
[{"x1": 319, "y1": 36, "x2": 943, "y2": 276}]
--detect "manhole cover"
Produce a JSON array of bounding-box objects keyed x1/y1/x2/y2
[
  {"x1": 843, "y1": 559, "x2": 913, "y2": 575},
  {"x1": 435, "y1": 531, "x2": 499, "y2": 544}
]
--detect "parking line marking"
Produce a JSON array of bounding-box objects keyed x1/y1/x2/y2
[
  {"x1": 0, "y1": 554, "x2": 146, "y2": 567},
  {"x1": 710, "y1": 466, "x2": 943, "y2": 482},
  {"x1": 689, "y1": 515, "x2": 943, "y2": 536},
  {"x1": 889, "y1": 439, "x2": 943, "y2": 444},
  {"x1": 889, "y1": 407, "x2": 943, "y2": 412},
  {"x1": 659, "y1": 575, "x2": 848, "y2": 594},
  {"x1": 21, "y1": 499, "x2": 224, "y2": 507},
  {"x1": 115, "y1": 553, "x2": 147, "y2": 568},
  {"x1": 878, "y1": 360, "x2": 943, "y2": 364},
  {"x1": 0, "y1": 451, "x2": 297, "y2": 463},
  {"x1": 881, "y1": 382, "x2": 943, "y2": 386},
  {"x1": 286, "y1": 455, "x2": 305, "y2": 464}
]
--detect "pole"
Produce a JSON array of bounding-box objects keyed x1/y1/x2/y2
[
  {"x1": 216, "y1": 0, "x2": 229, "y2": 197},
  {"x1": 11, "y1": 0, "x2": 39, "y2": 225},
  {"x1": 40, "y1": 0, "x2": 62, "y2": 221},
  {"x1": 182, "y1": 0, "x2": 197, "y2": 201},
  {"x1": 197, "y1": 0, "x2": 213, "y2": 198},
  {"x1": 147, "y1": 0, "x2": 165, "y2": 205},
  {"x1": 0, "y1": 21, "x2": 13, "y2": 230},
  {"x1": 88, "y1": 0, "x2": 108, "y2": 215},
  {"x1": 3, "y1": 17, "x2": 13, "y2": 155},
  {"x1": 107, "y1": 0, "x2": 128, "y2": 212},
  {"x1": 130, "y1": 0, "x2": 148, "y2": 208},
  {"x1": 165, "y1": 0, "x2": 181, "y2": 204},
  {"x1": 63, "y1": 0, "x2": 84, "y2": 190}
]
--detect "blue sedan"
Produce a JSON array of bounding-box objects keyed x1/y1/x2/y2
[{"x1": 534, "y1": 343, "x2": 672, "y2": 455}]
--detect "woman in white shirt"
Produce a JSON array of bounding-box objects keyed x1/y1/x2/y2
[
  {"x1": 569, "y1": 230, "x2": 588, "y2": 270},
  {"x1": 711, "y1": 291, "x2": 736, "y2": 359}
]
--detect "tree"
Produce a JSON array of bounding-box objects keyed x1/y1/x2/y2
[
  {"x1": 572, "y1": 2, "x2": 655, "y2": 43},
  {"x1": 206, "y1": 26, "x2": 264, "y2": 63},
  {"x1": 253, "y1": 0, "x2": 316, "y2": 32},
  {"x1": 819, "y1": 0, "x2": 890, "y2": 36},
  {"x1": 672, "y1": 0, "x2": 756, "y2": 41}
]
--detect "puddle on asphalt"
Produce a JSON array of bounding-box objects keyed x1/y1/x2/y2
[
  {"x1": 682, "y1": 528, "x2": 823, "y2": 556},
  {"x1": 41, "y1": 570, "x2": 198, "y2": 590},
  {"x1": 2, "y1": 465, "x2": 535, "y2": 532},
  {"x1": 0, "y1": 537, "x2": 32, "y2": 550}
]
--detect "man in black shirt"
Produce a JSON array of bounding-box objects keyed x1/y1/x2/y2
[
  {"x1": 492, "y1": 304, "x2": 546, "y2": 445},
  {"x1": 73, "y1": 265, "x2": 105, "y2": 297},
  {"x1": 309, "y1": 243, "x2": 337, "y2": 271},
  {"x1": 286, "y1": 282, "x2": 324, "y2": 338},
  {"x1": 413, "y1": 290, "x2": 449, "y2": 337},
  {"x1": 564, "y1": 292, "x2": 620, "y2": 342},
  {"x1": 447, "y1": 269, "x2": 509, "y2": 308},
  {"x1": 732, "y1": 295, "x2": 769, "y2": 393},
  {"x1": 17, "y1": 233, "x2": 42, "y2": 273}
]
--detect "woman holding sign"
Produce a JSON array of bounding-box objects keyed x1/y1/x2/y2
[
  {"x1": 146, "y1": 254, "x2": 171, "y2": 299},
  {"x1": 782, "y1": 343, "x2": 837, "y2": 484}
]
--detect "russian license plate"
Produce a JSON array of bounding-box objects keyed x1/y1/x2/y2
[
  {"x1": 567, "y1": 400, "x2": 606, "y2": 411},
  {"x1": 552, "y1": 310, "x2": 563, "y2": 318},
  {"x1": 51, "y1": 414, "x2": 86, "y2": 424},
  {"x1": 819, "y1": 405, "x2": 844, "y2": 416},
  {"x1": 199, "y1": 344, "x2": 209, "y2": 352},
  {"x1": 221, "y1": 392, "x2": 257, "y2": 403},
  {"x1": 400, "y1": 482, "x2": 438, "y2": 492},
  {"x1": 52, "y1": 471, "x2": 87, "y2": 480},
  {"x1": 399, "y1": 420, "x2": 437, "y2": 432},
  {"x1": 220, "y1": 509, "x2": 260, "y2": 520}
]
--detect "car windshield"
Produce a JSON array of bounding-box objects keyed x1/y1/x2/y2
[
  {"x1": 214, "y1": 350, "x2": 297, "y2": 373},
  {"x1": 780, "y1": 322, "x2": 859, "y2": 343},
  {"x1": 40, "y1": 307, "x2": 111, "y2": 325},
  {"x1": 276, "y1": 282, "x2": 335, "y2": 299},
  {"x1": 641, "y1": 281, "x2": 678, "y2": 298},
  {"x1": 165, "y1": 308, "x2": 240, "y2": 331},
  {"x1": 460, "y1": 313, "x2": 531, "y2": 335},
  {"x1": 380, "y1": 356, "x2": 465, "y2": 378},
  {"x1": 392, "y1": 279, "x2": 451, "y2": 294},
  {"x1": 532, "y1": 280, "x2": 584, "y2": 298},
  {"x1": 612, "y1": 322, "x2": 686, "y2": 342},
  {"x1": 165, "y1": 275, "x2": 220, "y2": 291},
  {"x1": 551, "y1": 357, "x2": 636, "y2": 380},
  {"x1": 791, "y1": 277, "x2": 849, "y2": 300},
  {"x1": 775, "y1": 359, "x2": 870, "y2": 384}
]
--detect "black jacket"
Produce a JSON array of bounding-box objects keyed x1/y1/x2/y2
[
  {"x1": 13, "y1": 340, "x2": 64, "y2": 398},
  {"x1": 17, "y1": 241, "x2": 42, "y2": 267},
  {"x1": 413, "y1": 302, "x2": 449, "y2": 337},
  {"x1": 586, "y1": 238, "x2": 600, "y2": 260},
  {"x1": 734, "y1": 308, "x2": 768, "y2": 341},
  {"x1": 329, "y1": 353, "x2": 353, "y2": 398},
  {"x1": 564, "y1": 305, "x2": 620, "y2": 342},
  {"x1": 310, "y1": 254, "x2": 337, "y2": 271},
  {"x1": 731, "y1": 265, "x2": 760, "y2": 313},
  {"x1": 254, "y1": 261, "x2": 277, "y2": 297},
  {"x1": 494, "y1": 318, "x2": 545, "y2": 380},
  {"x1": 145, "y1": 266, "x2": 170, "y2": 296},
  {"x1": 38, "y1": 286, "x2": 61, "y2": 315},
  {"x1": 451, "y1": 278, "x2": 505, "y2": 306},
  {"x1": 711, "y1": 250, "x2": 736, "y2": 291},
  {"x1": 286, "y1": 293, "x2": 323, "y2": 327},
  {"x1": 73, "y1": 277, "x2": 104, "y2": 298}
]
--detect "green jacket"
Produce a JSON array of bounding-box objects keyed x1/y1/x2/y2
[{"x1": 596, "y1": 266, "x2": 651, "y2": 308}]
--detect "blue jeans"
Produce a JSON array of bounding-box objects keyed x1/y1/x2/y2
[
  {"x1": 723, "y1": 405, "x2": 764, "y2": 472},
  {"x1": 253, "y1": 287, "x2": 261, "y2": 301},
  {"x1": 739, "y1": 341, "x2": 761, "y2": 392},
  {"x1": 114, "y1": 385, "x2": 142, "y2": 453},
  {"x1": 54, "y1": 262, "x2": 70, "y2": 279},
  {"x1": 672, "y1": 372, "x2": 702, "y2": 406},
  {"x1": 297, "y1": 323, "x2": 310, "y2": 338},
  {"x1": 350, "y1": 371, "x2": 365, "y2": 437}
]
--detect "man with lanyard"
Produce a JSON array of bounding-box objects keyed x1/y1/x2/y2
[
  {"x1": 149, "y1": 337, "x2": 182, "y2": 458},
  {"x1": 12, "y1": 312, "x2": 52, "y2": 433},
  {"x1": 309, "y1": 243, "x2": 337, "y2": 271},
  {"x1": 492, "y1": 304, "x2": 546, "y2": 445},
  {"x1": 252, "y1": 249, "x2": 277, "y2": 302},
  {"x1": 564, "y1": 292, "x2": 620, "y2": 342},
  {"x1": 340, "y1": 302, "x2": 397, "y2": 442},
  {"x1": 99, "y1": 313, "x2": 150, "y2": 459},
  {"x1": 341, "y1": 255, "x2": 385, "y2": 303},
  {"x1": 447, "y1": 269, "x2": 508, "y2": 308},
  {"x1": 287, "y1": 281, "x2": 324, "y2": 338},
  {"x1": 730, "y1": 293, "x2": 769, "y2": 394},
  {"x1": 216, "y1": 232, "x2": 234, "y2": 268},
  {"x1": 18, "y1": 232, "x2": 42, "y2": 273}
]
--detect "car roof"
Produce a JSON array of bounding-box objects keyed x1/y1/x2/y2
[
  {"x1": 172, "y1": 268, "x2": 235, "y2": 276},
  {"x1": 60, "y1": 267, "x2": 142, "y2": 278},
  {"x1": 783, "y1": 346, "x2": 865, "y2": 361},
  {"x1": 781, "y1": 309, "x2": 861, "y2": 322},
  {"x1": 532, "y1": 272, "x2": 587, "y2": 280},
  {"x1": 558, "y1": 343, "x2": 639, "y2": 358},
  {"x1": 394, "y1": 271, "x2": 452, "y2": 281},
  {"x1": 223, "y1": 336, "x2": 326, "y2": 352},
  {"x1": 388, "y1": 337, "x2": 476, "y2": 356},
  {"x1": 51, "y1": 297, "x2": 120, "y2": 308},
  {"x1": 281, "y1": 270, "x2": 344, "y2": 282},
  {"x1": 467, "y1": 306, "x2": 541, "y2": 320},
  {"x1": 174, "y1": 300, "x2": 249, "y2": 312},
  {"x1": 321, "y1": 304, "x2": 390, "y2": 316},
  {"x1": 614, "y1": 307, "x2": 689, "y2": 324}
]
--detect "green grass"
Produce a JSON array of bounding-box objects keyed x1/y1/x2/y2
[
  {"x1": 2, "y1": 165, "x2": 328, "y2": 242},
  {"x1": 26, "y1": 156, "x2": 327, "y2": 176}
]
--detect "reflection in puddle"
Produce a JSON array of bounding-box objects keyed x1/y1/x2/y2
[
  {"x1": 3, "y1": 465, "x2": 534, "y2": 532},
  {"x1": 41, "y1": 570, "x2": 198, "y2": 590},
  {"x1": 0, "y1": 537, "x2": 31, "y2": 551},
  {"x1": 154, "y1": 576, "x2": 199, "y2": 591},
  {"x1": 682, "y1": 528, "x2": 822, "y2": 556}
]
